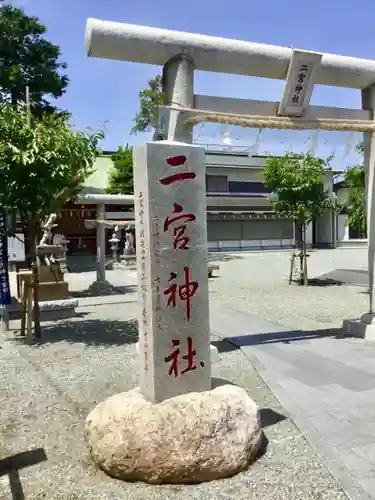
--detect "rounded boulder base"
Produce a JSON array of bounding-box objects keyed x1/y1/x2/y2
[{"x1": 85, "y1": 383, "x2": 263, "y2": 484}]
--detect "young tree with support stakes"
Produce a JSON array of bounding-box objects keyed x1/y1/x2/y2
[
  {"x1": 263, "y1": 152, "x2": 334, "y2": 286},
  {"x1": 106, "y1": 145, "x2": 134, "y2": 194},
  {"x1": 0, "y1": 104, "x2": 103, "y2": 339}
]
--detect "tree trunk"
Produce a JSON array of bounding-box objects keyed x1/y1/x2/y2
[
  {"x1": 11, "y1": 89, "x2": 19, "y2": 106},
  {"x1": 295, "y1": 220, "x2": 304, "y2": 251},
  {"x1": 28, "y1": 222, "x2": 41, "y2": 339}
]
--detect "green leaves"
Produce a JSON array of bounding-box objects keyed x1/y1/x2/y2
[
  {"x1": 0, "y1": 5, "x2": 68, "y2": 109},
  {"x1": 0, "y1": 103, "x2": 102, "y2": 229},
  {"x1": 263, "y1": 152, "x2": 333, "y2": 226},
  {"x1": 344, "y1": 163, "x2": 366, "y2": 238},
  {"x1": 106, "y1": 145, "x2": 134, "y2": 194},
  {"x1": 131, "y1": 74, "x2": 164, "y2": 134}
]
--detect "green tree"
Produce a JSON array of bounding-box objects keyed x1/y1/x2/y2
[
  {"x1": 344, "y1": 165, "x2": 366, "y2": 239},
  {"x1": 131, "y1": 74, "x2": 164, "y2": 135},
  {"x1": 356, "y1": 142, "x2": 364, "y2": 155},
  {"x1": 0, "y1": 103, "x2": 103, "y2": 339},
  {"x1": 264, "y1": 152, "x2": 334, "y2": 285},
  {"x1": 106, "y1": 145, "x2": 134, "y2": 194},
  {"x1": 0, "y1": 4, "x2": 68, "y2": 111}
]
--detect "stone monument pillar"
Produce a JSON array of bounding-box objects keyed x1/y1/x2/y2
[{"x1": 134, "y1": 141, "x2": 211, "y2": 403}]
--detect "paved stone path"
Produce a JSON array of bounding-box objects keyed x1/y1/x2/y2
[
  {"x1": 209, "y1": 299, "x2": 375, "y2": 500},
  {"x1": 82, "y1": 265, "x2": 375, "y2": 499}
]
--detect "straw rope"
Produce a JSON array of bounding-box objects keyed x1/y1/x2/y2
[
  {"x1": 96, "y1": 219, "x2": 134, "y2": 226},
  {"x1": 85, "y1": 219, "x2": 134, "y2": 227},
  {"x1": 179, "y1": 107, "x2": 375, "y2": 132}
]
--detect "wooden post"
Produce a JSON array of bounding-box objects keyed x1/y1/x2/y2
[
  {"x1": 303, "y1": 253, "x2": 308, "y2": 286},
  {"x1": 289, "y1": 252, "x2": 295, "y2": 285},
  {"x1": 20, "y1": 281, "x2": 27, "y2": 337},
  {"x1": 19, "y1": 271, "x2": 32, "y2": 337},
  {"x1": 26, "y1": 281, "x2": 33, "y2": 337}
]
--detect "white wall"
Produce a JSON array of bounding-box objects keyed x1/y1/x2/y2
[
  {"x1": 105, "y1": 211, "x2": 134, "y2": 220},
  {"x1": 305, "y1": 222, "x2": 313, "y2": 245},
  {"x1": 336, "y1": 186, "x2": 349, "y2": 206},
  {"x1": 336, "y1": 214, "x2": 349, "y2": 242},
  {"x1": 8, "y1": 234, "x2": 25, "y2": 262},
  {"x1": 206, "y1": 165, "x2": 263, "y2": 182},
  {"x1": 206, "y1": 152, "x2": 266, "y2": 168},
  {"x1": 313, "y1": 171, "x2": 335, "y2": 247}
]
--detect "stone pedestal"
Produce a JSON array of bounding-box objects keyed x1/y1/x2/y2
[
  {"x1": 343, "y1": 313, "x2": 375, "y2": 342},
  {"x1": 36, "y1": 250, "x2": 76, "y2": 317},
  {"x1": 86, "y1": 382, "x2": 263, "y2": 484},
  {"x1": 38, "y1": 264, "x2": 70, "y2": 303}
]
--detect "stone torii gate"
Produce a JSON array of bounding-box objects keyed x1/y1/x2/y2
[
  {"x1": 84, "y1": 19, "x2": 375, "y2": 485},
  {"x1": 86, "y1": 18, "x2": 375, "y2": 341}
]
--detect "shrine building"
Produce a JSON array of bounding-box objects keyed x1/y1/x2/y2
[{"x1": 14, "y1": 144, "x2": 341, "y2": 257}]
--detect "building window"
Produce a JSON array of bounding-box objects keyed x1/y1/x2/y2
[
  {"x1": 206, "y1": 175, "x2": 228, "y2": 193},
  {"x1": 228, "y1": 181, "x2": 270, "y2": 194}
]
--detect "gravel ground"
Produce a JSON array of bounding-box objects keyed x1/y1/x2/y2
[
  {"x1": 210, "y1": 248, "x2": 369, "y2": 331},
  {"x1": 1, "y1": 248, "x2": 365, "y2": 499},
  {"x1": 0, "y1": 296, "x2": 347, "y2": 500}
]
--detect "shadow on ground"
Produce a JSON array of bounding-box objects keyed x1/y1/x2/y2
[
  {"x1": 255, "y1": 409, "x2": 287, "y2": 463},
  {"x1": 67, "y1": 252, "x2": 243, "y2": 272},
  {"x1": 66, "y1": 255, "x2": 98, "y2": 273},
  {"x1": 0, "y1": 448, "x2": 47, "y2": 500},
  {"x1": 259, "y1": 408, "x2": 287, "y2": 428},
  {"x1": 289, "y1": 278, "x2": 342, "y2": 287},
  {"x1": 67, "y1": 255, "x2": 122, "y2": 273},
  {"x1": 212, "y1": 327, "x2": 352, "y2": 353},
  {"x1": 31, "y1": 318, "x2": 139, "y2": 346},
  {"x1": 9, "y1": 308, "x2": 89, "y2": 322},
  {"x1": 70, "y1": 281, "x2": 136, "y2": 298},
  {"x1": 305, "y1": 278, "x2": 343, "y2": 287},
  {"x1": 312, "y1": 268, "x2": 368, "y2": 287}
]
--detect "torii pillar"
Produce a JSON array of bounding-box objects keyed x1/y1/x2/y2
[
  {"x1": 162, "y1": 54, "x2": 194, "y2": 143},
  {"x1": 350, "y1": 85, "x2": 375, "y2": 338}
]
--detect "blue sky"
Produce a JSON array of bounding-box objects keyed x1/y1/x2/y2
[{"x1": 11, "y1": 0, "x2": 375, "y2": 168}]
